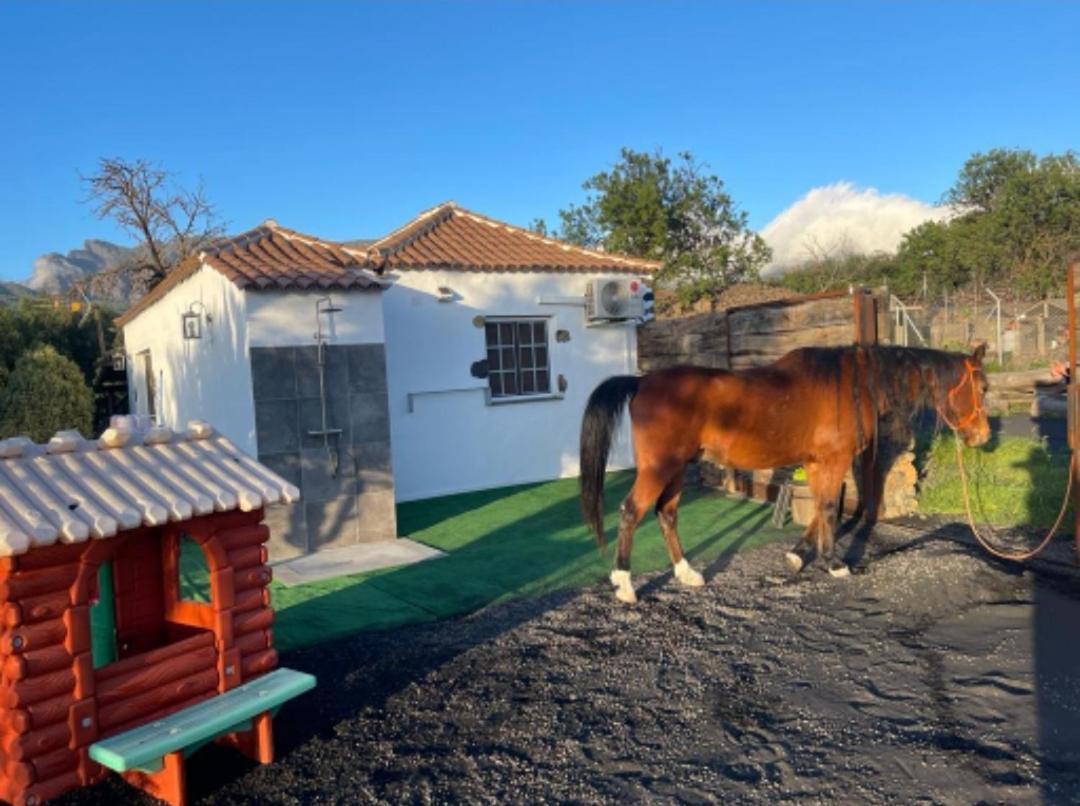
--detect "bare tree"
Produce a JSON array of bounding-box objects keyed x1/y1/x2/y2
[{"x1": 79, "y1": 158, "x2": 224, "y2": 299}]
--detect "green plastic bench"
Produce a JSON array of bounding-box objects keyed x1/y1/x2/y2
[{"x1": 90, "y1": 667, "x2": 316, "y2": 774}]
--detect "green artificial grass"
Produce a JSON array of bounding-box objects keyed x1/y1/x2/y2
[
  {"x1": 918, "y1": 433, "x2": 1073, "y2": 528},
  {"x1": 271, "y1": 471, "x2": 794, "y2": 651}
]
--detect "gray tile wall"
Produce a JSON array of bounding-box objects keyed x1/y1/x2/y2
[{"x1": 251, "y1": 344, "x2": 396, "y2": 560}]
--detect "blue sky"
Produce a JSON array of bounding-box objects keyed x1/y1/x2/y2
[{"x1": 0, "y1": 1, "x2": 1077, "y2": 281}]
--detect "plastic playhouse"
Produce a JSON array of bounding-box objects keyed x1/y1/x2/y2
[{"x1": 0, "y1": 418, "x2": 315, "y2": 806}]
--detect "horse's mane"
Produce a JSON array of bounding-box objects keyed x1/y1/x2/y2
[{"x1": 797, "y1": 344, "x2": 969, "y2": 448}]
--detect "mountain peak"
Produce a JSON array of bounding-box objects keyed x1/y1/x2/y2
[{"x1": 25, "y1": 238, "x2": 135, "y2": 296}]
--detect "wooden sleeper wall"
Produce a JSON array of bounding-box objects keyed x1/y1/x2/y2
[
  {"x1": 727, "y1": 295, "x2": 859, "y2": 369},
  {"x1": 637, "y1": 312, "x2": 728, "y2": 372},
  {"x1": 638, "y1": 294, "x2": 863, "y2": 373}
]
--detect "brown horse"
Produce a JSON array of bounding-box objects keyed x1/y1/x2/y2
[{"x1": 580, "y1": 344, "x2": 991, "y2": 603}]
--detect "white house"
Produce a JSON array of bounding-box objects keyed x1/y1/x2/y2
[{"x1": 118, "y1": 203, "x2": 656, "y2": 561}]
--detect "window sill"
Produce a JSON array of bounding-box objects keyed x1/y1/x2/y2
[{"x1": 487, "y1": 393, "x2": 565, "y2": 406}]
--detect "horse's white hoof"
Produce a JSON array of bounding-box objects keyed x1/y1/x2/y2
[
  {"x1": 610, "y1": 569, "x2": 637, "y2": 604},
  {"x1": 784, "y1": 551, "x2": 805, "y2": 574},
  {"x1": 614, "y1": 585, "x2": 638, "y2": 604},
  {"x1": 828, "y1": 564, "x2": 851, "y2": 579},
  {"x1": 674, "y1": 559, "x2": 704, "y2": 587}
]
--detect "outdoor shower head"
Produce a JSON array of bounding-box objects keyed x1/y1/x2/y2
[{"x1": 316, "y1": 296, "x2": 343, "y2": 315}]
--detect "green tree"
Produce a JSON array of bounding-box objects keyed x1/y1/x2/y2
[
  {"x1": 0, "y1": 346, "x2": 94, "y2": 442},
  {"x1": 557, "y1": 148, "x2": 771, "y2": 308},
  {"x1": 774, "y1": 147, "x2": 1080, "y2": 299},
  {"x1": 990, "y1": 152, "x2": 1080, "y2": 295},
  {"x1": 878, "y1": 148, "x2": 1080, "y2": 299},
  {"x1": 0, "y1": 299, "x2": 111, "y2": 384},
  {"x1": 528, "y1": 218, "x2": 550, "y2": 237},
  {"x1": 944, "y1": 148, "x2": 1037, "y2": 212},
  {"x1": 890, "y1": 218, "x2": 996, "y2": 296},
  {"x1": 771, "y1": 252, "x2": 897, "y2": 295}
]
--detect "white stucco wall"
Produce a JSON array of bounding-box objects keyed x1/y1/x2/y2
[
  {"x1": 246, "y1": 289, "x2": 385, "y2": 348},
  {"x1": 123, "y1": 281, "x2": 387, "y2": 455},
  {"x1": 121, "y1": 265, "x2": 257, "y2": 454},
  {"x1": 382, "y1": 269, "x2": 640, "y2": 502}
]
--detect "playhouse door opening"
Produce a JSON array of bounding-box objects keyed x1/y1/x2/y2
[
  {"x1": 85, "y1": 530, "x2": 222, "y2": 738},
  {"x1": 87, "y1": 530, "x2": 216, "y2": 662}
]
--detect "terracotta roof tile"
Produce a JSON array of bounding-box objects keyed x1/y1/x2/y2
[
  {"x1": 365, "y1": 202, "x2": 660, "y2": 274},
  {"x1": 116, "y1": 222, "x2": 386, "y2": 327},
  {"x1": 117, "y1": 204, "x2": 658, "y2": 329}
]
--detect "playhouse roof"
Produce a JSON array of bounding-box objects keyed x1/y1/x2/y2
[
  {"x1": 363, "y1": 202, "x2": 661, "y2": 274},
  {"x1": 0, "y1": 420, "x2": 300, "y2": 558},
  {"x1": 116, "y1": 222, "x2": 387, "y2": 327}
]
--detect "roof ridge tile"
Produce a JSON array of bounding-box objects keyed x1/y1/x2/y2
[
  {"x1": 116, "y1": 220, "x2": 391, "y2": 327},
  {"x1": 370, "y1": 202, "x2": 660, "y2": 274}
]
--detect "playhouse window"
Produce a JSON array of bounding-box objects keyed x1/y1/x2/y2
[
  {"x1": 84, "y1": 530, "x2": 215, "y2": 664},
  {"x1": 485, "y1": 319, "x2": 550, "y2": 397},
  {"x1": 177, "y1": 533, "x2": 211, "y2": 603}
]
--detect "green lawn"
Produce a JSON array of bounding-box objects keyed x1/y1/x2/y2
[
  {"x1": 271, "y1": 471, "x2": 794, "y2": 651},
  {"x1": 917, "y1": 432, "x2": 1073, "y2": 528}
]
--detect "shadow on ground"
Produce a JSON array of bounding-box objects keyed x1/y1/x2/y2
[
  {"x1": 57, "y1": 473, "x2": 793, "y2": 804},
  {"x1": 148, "y1": 520, "x2": 1080, "y2": 802}
]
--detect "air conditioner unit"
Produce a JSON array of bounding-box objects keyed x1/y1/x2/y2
[{"x1": 586, "y1": 278, "x2": 648, "y2": 321}]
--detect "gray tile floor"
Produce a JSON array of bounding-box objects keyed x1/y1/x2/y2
[{"x1": 271, "y1": 539, "x2": 445, "y2": 586}]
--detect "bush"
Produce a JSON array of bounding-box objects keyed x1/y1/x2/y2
[{"x1": 0, "y1": 346, "x2": 94, "y2": 442}]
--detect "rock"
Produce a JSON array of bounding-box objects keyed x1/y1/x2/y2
[{"x1": 25, "y1": 238, "x2": 136, "y2": 299}]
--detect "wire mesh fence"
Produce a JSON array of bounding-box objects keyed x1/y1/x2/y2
[{"x1": 885, "y1": 288, "x2": 1068, "y2": 372}]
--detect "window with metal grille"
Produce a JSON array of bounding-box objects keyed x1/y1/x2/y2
[{"x1": 484, "y1": 319, "x2": 550, "y2": 398}]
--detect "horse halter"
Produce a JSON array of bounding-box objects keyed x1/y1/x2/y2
[{"x1": 942, "y1": 359, "x2": 984, "y2": 431}]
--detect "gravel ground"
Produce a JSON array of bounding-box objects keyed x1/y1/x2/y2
[{"x1": 61, "y1": 522, "x2": 1080, "y2": 805}]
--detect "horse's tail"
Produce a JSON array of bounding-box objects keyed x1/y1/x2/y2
[{"x1": 580, "y1": 375, "x2": 640, "y2": 550}]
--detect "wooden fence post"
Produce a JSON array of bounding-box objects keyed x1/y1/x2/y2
[
  {"x1": 854, "y1": 290, "x2": 880, "y2": 523},
  {"x1": 1068, "y1": 257, "x2": 1080, "y2": 563}
]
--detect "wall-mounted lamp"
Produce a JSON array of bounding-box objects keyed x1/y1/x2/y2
[
  {"x1": 437, "y1": 286, "x2": 458, "y2": 303},
  {"x1": 111, "y1": 352, "x2": 126, "y2": 372},
  {"x1": 182, "y1": 301, "x2": 211, "y2": 340}
]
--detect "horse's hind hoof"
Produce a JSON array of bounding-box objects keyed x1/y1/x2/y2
[
  {"x1": 610, "y1": 569, "x2": 638, "y2": 604},
  {"x1": 674, "y1": 559, "x2": 705, "y2": 587},
  {"x1": 828, "y1": 564, "x2": 851, "y2": 579},
  {"x1": 614, "y1": 586, "x2": 638, "y2": 604},
  {"x1": 784, "y1": 551, "x2": 805, "y2": 574}
]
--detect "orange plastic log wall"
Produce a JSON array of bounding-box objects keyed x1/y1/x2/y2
[{"x1": 0, "y1": 509, "x2": 276, "y2": 806}]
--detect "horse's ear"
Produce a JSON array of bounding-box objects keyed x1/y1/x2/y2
[{"x1": 971, "y1": 342, "x2": 988, "y2": 364}]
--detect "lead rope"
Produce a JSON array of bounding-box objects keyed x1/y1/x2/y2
[{"x1": 952, "y1": 431, "x2": 1075, "y2": 561}]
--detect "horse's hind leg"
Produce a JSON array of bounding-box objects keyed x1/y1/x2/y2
[
  {"x1": 818, "y1": 502, "x2": 848, "y2": 577},
  {"x1": 656, "y1": 470, "x2": 704, "y2": 588},
  {"x1": 809, "y1": 459, "x2": 849, "y2": 578},
  {"x1": 784, "y1": 516, "x2": 819, "y2": 574},
  {"x1": 612, "y1": 466, "x2": 670, "y2": 604}
]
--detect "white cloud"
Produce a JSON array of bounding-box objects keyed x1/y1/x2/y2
[{"x1": 759, "y1": 182, "x2": 952, "y2": 276}]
